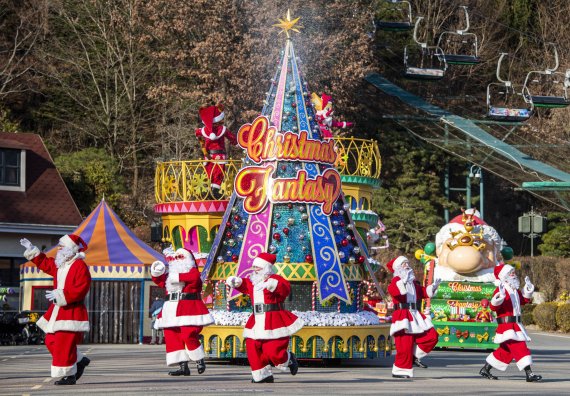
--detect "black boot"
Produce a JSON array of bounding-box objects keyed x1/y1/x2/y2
[
  {"x1": 289, "y1": 352, "x2": 299, "y2": 375},
  {"x1": 413, "y1": 357, "x2": 428, "y2": 369},
  {"x1": 524, "y1": 366, "x2": 542, "y2": 382},
  {"x1": 169, "y1": 361, "x2": 190, "y2": 376},
  {"x1": 479, "y1": 363, "x2": 498, "y2": 380},
  {"x1": 392, "y1": 374, "x2": 411, "y2": 379},
  {"x1": 196, "y1": 359, "x2": 206, "y2": 374},
  {"x1": 75, "y1": 357, "x2": 90, "y2": 381},
  {"x1": 54, "y1": 375, "x2": 76, "y2": 385},
  {"x1": 252, "y1": 375, "x2": 274, "y2": 383}
]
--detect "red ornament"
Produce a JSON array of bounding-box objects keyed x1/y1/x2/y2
[
  {"x1": 340, "y1": 221, "x2": 345, "y2": 227},
  {"x1": 232, "y1": 254, "x2": 239, "y2": 262},
  {"x1": 273, "y1": 222, "x2": 278, "y2": 228},
  {"x1": 305, "y1": 254, "x2": 313, "y2": 263},
  {"x1": 226, "y1": 221, "x2": 232, "y2": 227},
  {"x1": 233, "y1": 215, "x2": 240, "y2": 221},
  {"x1": 291, "y1": 102, "x2": 297, "y2": 108},
  {"x1": 283, "y1": 227, "x2": 289, "y2": 236},
  {"x1": 333, "y1": 210, "x2": 339, "y2": 216},
  {"x1": 358, "y1": 256, "x2": 365, "y2": 264},
  {"x1": 226, "y1": 231, "x2": 232, "y2": 238},
  {"x1": 281, "y1": 165, "x2": 287, "y2": 171},
  {"x1": 287, "y1": 203, "x2": 293, "y2": 209},
  {"x1": 341, "y1": 239, "x2": 349, "y2": 247},
  {"x1": 273, "y1": 232, "x2": 281, "y2": 241}
]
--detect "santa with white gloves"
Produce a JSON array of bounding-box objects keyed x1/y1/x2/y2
[
  {"x1": 387, "y1": 256, "x2": 441, "y2": 378},
  {"x1": 479, "y1": 264, "x2": 542, "y2": 382},
  {"x1": 226, "y1": 252, "x2": 304, "y2": 383},
  {"x1": 151, "y1": 247, "x2": 214, "y2": 376},
  {"x1": 20, "y1": 235, "x2": 91, "y2": 385}
]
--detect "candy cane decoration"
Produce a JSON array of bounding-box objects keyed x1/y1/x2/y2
[
  {"x1": 312, "y1": 281, "x2": 317, "y2": 311},
  {"x1": 226, "y1": 284, "x2": 231, "y2": 312},
  {"x1": 356, "y1": 282, "x2": 361, "y2": 311}
]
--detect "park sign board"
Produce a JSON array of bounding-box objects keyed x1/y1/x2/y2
[{"x1": 235, "y1": 115, "x2": 341, "y2": 215}]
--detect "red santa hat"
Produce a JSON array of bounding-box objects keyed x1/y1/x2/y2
[
  {"x1": 59, "y1": 234, "x2": 88, "y2": 253},
  {"x1": 199, "y1": 104, "x2": 225, "y2": 134},
  {"x1": 252, "y1": 252, "x2": 277, "y2": 270},
  {"x1": 386, "y1": 256, "x2": 408, "y2": 273},
  {"x1": 494, "y1": 263, "x2": 514, "y2": 281}
]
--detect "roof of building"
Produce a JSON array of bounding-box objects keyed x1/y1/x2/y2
[{"x1": 0, "y1": 132, "x2": 82, "y2": 226}]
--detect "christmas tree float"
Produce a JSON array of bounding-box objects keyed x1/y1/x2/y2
[{"x1": 154, "y1": 10, "x2": 390, "y2": 360}]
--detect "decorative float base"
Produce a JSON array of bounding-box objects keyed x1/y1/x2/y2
[
  {"x1": 202, "y1": 325, "x2": 393, "y2": 359},
  {"x1": 433, "y1": 321, "x2": 497, "y2": 350}
]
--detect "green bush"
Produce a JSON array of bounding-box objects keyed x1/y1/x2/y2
[
  {"x1": 533, "y1": 302, "x2": 559, "y2": 331},
  {"x1": 521, "y1": 303, "x2": 536, "y2": 326},
  {"x1": 555, "y1": 304, "x2": 570, "y2": 332}
]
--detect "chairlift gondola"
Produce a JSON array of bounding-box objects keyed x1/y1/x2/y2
[
  {"x1": 403, "y1": 17, "x2": 447, "y2": 80},
  {"x1": 437, "y1": 6, "x2": 480, "y2": 66},
  {"x1": 486, "y1": 53, "x2": 533, "y2": 122},
  {"x1": 375, "y1": 0, "x2": 413, "y2": 32},
  {"x1": 523, "y1": 44, "x2": 570, "y2": 108}
]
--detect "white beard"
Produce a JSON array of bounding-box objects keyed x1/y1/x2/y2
[
  {"x1": 395, "y1": 267, "x2": 414, "y2": 283},
  {"x1": 505, "y1": 276, "x2": 520, "y2": 290},
  {"x1": 168, "y1": 259, "x2": 193, "y2": 274},
  {"x1": 55, "y1": 247, "x2": 76, "y2": 268}
]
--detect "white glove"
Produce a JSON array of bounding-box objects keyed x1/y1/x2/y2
[
  {"x1": 431, "y1": 278, "x2": 442, "y2": 291},
  {"x1": 498, "y1": 282, "x2": 506, "y2": 299},
  {"x1": 20, "y1": 238, "x2": 33, "y2": 250},
  {"x1": 226, "y1": 276, "x2": 241, "y2": 288},
  {"x1": 524, "y1": 276, "x2": 535, "y2": 293},
  {"x1": 151, "y1": 261, "x2": 166, "y2": 277},
  {"x1": 405, "y1": 269, "x2": 415, "y2": 284},
  {"x1": 254, "y1": 281, "x2": 269, "y2": 292},
  {"x1": 45, "y1": 290, "x2": 56, "y2": 302}
]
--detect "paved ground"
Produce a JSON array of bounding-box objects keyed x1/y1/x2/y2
[{"x1": 1, "y1": 331, "x2": 569, "y2": 395}]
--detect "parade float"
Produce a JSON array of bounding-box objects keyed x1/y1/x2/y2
[
  {"x1": 419, "y1": 209, "x2": 517, "y2": 350},
  {"x1": 154, "y1": 11, "x2": 391, "y2": 360}
]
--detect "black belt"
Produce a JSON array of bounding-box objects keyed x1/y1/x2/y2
[
  {"x1": 208, "y1": 150, "x2": 225, "y2": 154},
  {"x1": 397, "y1": 303, "x2": 418, "y2": 310},
  {"x1": 253, "y1": 303, "x2": 283, "y2": 314},
  {"x1": 166, "y1": 292, "x2": 200, "y2": 301},
  {"x1": 496, "y1": 315, "x2": 522, "y2": 324}
]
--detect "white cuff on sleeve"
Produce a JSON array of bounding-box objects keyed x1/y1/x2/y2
[
  {"x1": 522, "y1": 288, "x2": 533, "y2": 299},
  {"x1": 53, "y1": 289, "x2": 67, "y2": 307},
  {"x1": 24, "y1": 246, "x2": 41, "y2": 261},
  {"x1": 491, "y1": 293, "x2": 505, "y2": 307},
  {"x1": 396, "y1": 280, "x2": 407, "y2": 295},
  {"x1": 426, "y1": 285, "x2": 436, "y2": 298}
]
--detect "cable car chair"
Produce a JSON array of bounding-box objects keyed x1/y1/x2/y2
[
  {"x1": 437, "y1": 6, "x2": 481, "y2": 65},
  {"x1": 403, "y1": 17, "x2": 447, "y2": 80},
  {"x1": 487, "y1": 53, "x2": 533, "y2": 122},
  {"x1": 523, "y1": 44, "x2": 570, "y2": 108},
  {"x1": 375, "y1": 0, "x2": 413, "y2": 32}
]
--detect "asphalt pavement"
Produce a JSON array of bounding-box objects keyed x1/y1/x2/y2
[{"x1": 1, "y1": 331, "x2": 569, "y2": 395}]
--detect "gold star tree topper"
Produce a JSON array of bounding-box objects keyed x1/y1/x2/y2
[{"x1": 273, "y1": 9, "x2": 302, "y2": 38}]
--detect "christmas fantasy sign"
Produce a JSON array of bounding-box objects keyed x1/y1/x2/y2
[{"x1": 235, "y1": 115, "x2": 342, "y2": 215}]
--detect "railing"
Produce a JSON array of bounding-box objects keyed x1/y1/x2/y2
[{"x1": 155, "y1": 138, "x2": 382, "y2": 204}]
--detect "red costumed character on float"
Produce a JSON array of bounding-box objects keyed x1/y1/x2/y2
[
  {"x1": 151, "y1": 247, "x2": 214, "y2": 376},
  {"x1": 20, "y1": 235, "x2": 91, "y2": 385},
  {"x1": 195, "y1": 104, "x2": 238, "y2": 198},
  {"x1": 475, "y1": 299, "x2": 493, "y2": 322},
  {"x1": 387, "y1": 255, "x2": 441, "y2": 378},
  {"x1": 226, "y1": 252, "x2": 304, "y2": 383},
  {"x1": 479, "y1": 264, "x2": 542, "y2": 382},
  {"x1": 310, "y1": 92, "x2": 353, "y2": 139}
]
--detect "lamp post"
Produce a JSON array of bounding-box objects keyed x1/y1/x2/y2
[{"x1": 469, "y1": 165, "x2": 484, "y2": 220}]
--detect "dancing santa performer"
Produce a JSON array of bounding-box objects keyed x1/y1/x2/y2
[
  {"x1": 479, "y1": 264, "x2": 542, "y2": 382},
  {"x1": 226, "y1": 252, "x2": 304, "y2": 383},
  {"x1": 195, "y1": 103, "x2": 237, "y2": 199},
  {"x1": 20, "y1": 235, "x2": 91, "y2": 385},
  {"x1": 151, "y1": 247, "x2": 214, "y2": 376},
  {"x1": 387, "y1": 255, "x2": 441, "y2": 378},
  {"x1": 310, "y1": 92, "x2": 354, "y2": 139}
]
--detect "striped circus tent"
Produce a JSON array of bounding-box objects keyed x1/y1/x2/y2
[{"x1": 21, "y1": 199, "x2": 164, "y2": 344}]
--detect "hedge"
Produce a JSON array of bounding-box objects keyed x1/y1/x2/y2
[
  {"x1": 555, "y1": 304, "x2": 570, "y2": 333},
  {"x1": 521, "y1": 303, "x2": 536, "y2": 326},
  {"x1": 533, "y1": 302, "x2": 559, "y2": 331}
]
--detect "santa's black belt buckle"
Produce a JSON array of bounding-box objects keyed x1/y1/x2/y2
[{"x1": 254, "y1": 304, "x2": 264, "y2": 314}]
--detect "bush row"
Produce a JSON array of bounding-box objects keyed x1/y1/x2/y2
[{"x1": 529, "y1": 302, "x2": 570, "y2": 332}]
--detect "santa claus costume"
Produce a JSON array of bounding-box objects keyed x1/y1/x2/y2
[
  {"x1": 387, "y1": 256, "x2": 441, "y2": 378},
  {"x1": 151, "y1": 247, "x2": 214, "y2": 376},
  {"x1": 310, "y1": 93, "x2": 353, "y2": 139},
  {"x1": 21, "y1": 234, "x2": 91, "y2": 385},
  {"x1": 195, "y1": 104, "x2": 237, "y2": 197},
  {"x1": 226, "y1": 253, "x2": 304, "y2": 383},
  {"x1": 479, "y1": 264, "x2": 542, "y2": 382}
]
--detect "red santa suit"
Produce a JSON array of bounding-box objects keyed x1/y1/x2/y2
[
  {"x1": 226, "y1": 253, "x2": 303, "y2": 383},
  {"x1": 195, "y1": 104, "x2": 237, "y2": 191},
  {"x1": 23, "y1": 234, "x2": 90, "y2": 379},
  {"x1": 151, "y1": 248, "x2": 214, "y2": 368},
  {"x1": 486, "y1": 264, "x2": 534, "y2": 372},
  {"x1": 310, "y1": 93, "x2": 353, "y2": 139},
  {"x1": 387, "y1": 256, "x2": 439, "y2": 378}
]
